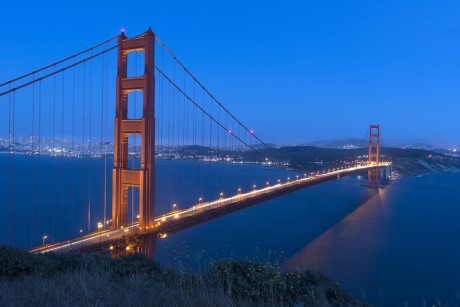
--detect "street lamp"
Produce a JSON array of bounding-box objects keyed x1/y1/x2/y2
[
  {"x1": 198, "y1": 197, "x2": 203, "y2": 204},
  {"x1": 219, "y1": 192, "x2": 224, "y2": 199},
  {"x1": 253, "y1": 184, "x2": 256, "y2": 190},
  {"x1": 172, "y1": 203, "x2": 177, "y2": 211},
  {"x1": 277, "y1": 179, "x2": 281, "y2": 184},
  {"x1": 98, "y1": 222, "x2": 103, "y2": 244},
  {"x1": 266, "y1": 181, "x2": 269, "y2": 187},
  {"x1": 42, "y1": 235, "x2": 47, "y2": 247},
  {"x1": 287, "y1": 177, "x2": 290, "y2": 182}
]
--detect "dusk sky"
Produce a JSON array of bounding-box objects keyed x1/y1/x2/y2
[{"x1": 1, "y1": 0, "x2": 459, "y2": 148}]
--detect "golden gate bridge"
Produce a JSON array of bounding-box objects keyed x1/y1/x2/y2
[{"x1": 0, "y1": 28, "x2": 391, "y2": 257}]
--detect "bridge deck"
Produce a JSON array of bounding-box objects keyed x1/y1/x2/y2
[{"x1": 30, "y1": 163, "x2": 390, "y2": 255}]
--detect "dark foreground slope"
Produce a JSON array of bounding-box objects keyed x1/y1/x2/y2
[{"x1": 0, "y1": 245, "x2": 369, "y2": 307}]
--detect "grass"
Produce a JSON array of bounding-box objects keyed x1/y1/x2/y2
[{"x1": 0, "y1": 245, "x2": 369, "y2": 306}]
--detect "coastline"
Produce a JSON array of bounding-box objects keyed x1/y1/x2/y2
[{"x1": 392, "y1": 156, "x2": 460, "y2": 177}]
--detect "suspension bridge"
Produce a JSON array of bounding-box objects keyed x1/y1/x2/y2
[{"x1": 0, "y1": 28, "x2": 391, "y2": 257}]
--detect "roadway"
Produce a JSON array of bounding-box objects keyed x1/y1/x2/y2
[{"x1": 30, "y1": 163, "x2": 390, "y2": 254}]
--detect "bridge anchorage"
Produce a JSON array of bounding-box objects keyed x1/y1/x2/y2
[{"x1": 22, "y1": 28, "x2": 391, "y2": 258}]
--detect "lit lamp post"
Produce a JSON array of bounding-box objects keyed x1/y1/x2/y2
[
  {"x1": 253, "y1": 184, "x2": 256, "y2": 191},
  {"x1": 266, "y1": 181, "x2": 269, "y2": 187},
  {"x1": 238, "y1": 188, "x2": 241, "y2": 200},
  {"x1": 198, "y1": 197, "x2": 202, "y2": 204},
  {"x1": 42, "y1": 235, "x2": 48, "y2": 247},
  {"x1": 172, "y1": 203, "x2": 177, "y2": 211},
  {"x1": 79, "y1": 229, "x2": 83, "y2": 250},
  {"x1": 97, "y1": 222, "x2": 103, "y2": 244}
]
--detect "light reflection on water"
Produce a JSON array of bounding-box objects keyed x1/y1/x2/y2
[{"x1": 281, "y1": 173, "x2": 460, "y2": 306}]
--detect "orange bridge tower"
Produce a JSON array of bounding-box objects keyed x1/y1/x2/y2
[
  {"x1": 368, "y1": 124, "x2": 380, "y2": 186},
  {"x1": 112, "y1": 29, "x2": 156, "y2": 254}
]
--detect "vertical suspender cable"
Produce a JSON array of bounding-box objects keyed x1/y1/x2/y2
[
  {"x1": 30, "y1": 76, "x2": 35, "y2": 247},
  {"x1": 104, "y1": 47, "x2": 109, "y2": 226},
  {"x1": 52, "y1": 67, "x2": 56, "y2": 242},
  {"x1": 38, "y1": 81, "x2": 42, "y2": 242},
  {"x1": 81, "y1": 62, "x2": 86, "y2": 233},
  {"x1": 101, "y1": 46, "x2": 106, "y2": 227},
  {"x1": 60, "y1": 71, "x2": 65, "y2": 240},
  {"x1": 71, "y1": 62, "x2": 75, "y2": 235},
  {"x1": 88, "y1": 50, "x2": 93, "y2": 233}
]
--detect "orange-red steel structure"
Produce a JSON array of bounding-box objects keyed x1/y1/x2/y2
[
  {"x1": 368, "y1": 124, "x2": 380, "y2": 186},
  {"x1": 112, "y1": 29, "x2": 156, "y2": 255}
]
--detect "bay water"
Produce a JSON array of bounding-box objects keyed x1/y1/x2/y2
[{"x1": 1, "y1": 154, "x2": 459, "y2": 305}]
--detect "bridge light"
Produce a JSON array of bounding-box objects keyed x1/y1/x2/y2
[
  {"x1": 287, "y1": 177, "x2": 290, "y2": 181},
  {"x1": 253, "y1": 184, "x2": 256, "y2": 190},
  {"x1": 42, "y1": 235, "x2": 48, "y2": 247},
  {"x1": 172, "y1": 203, "x2": 177, "y2": 211},
  {"x1": 198, "y1": 197, "x2": 203, "y2": 204},
  {"x1": 266, "y1": 181, "x2": 269, "y2": 186},
  {"x1": 220, "y1": 192, "x2": 224, "y2": 199},
  {"x1": 278, "y1": 179, "x2": 281, "y2": 183},
  {"x1": 238, "y1": 188, "x2": 241, "y2": 194}
]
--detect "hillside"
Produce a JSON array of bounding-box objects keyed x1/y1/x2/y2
[{"x1": 0, "y1": 245, "x2": 369, "y2": 307}]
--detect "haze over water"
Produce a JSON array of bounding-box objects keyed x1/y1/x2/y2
[{"x1": 1, "y1": 155, "x2": 459, "y2": 305}]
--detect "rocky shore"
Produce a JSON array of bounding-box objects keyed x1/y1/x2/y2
[{"x1": 392, "y1": 156, "x2": 460, "y2": 177}]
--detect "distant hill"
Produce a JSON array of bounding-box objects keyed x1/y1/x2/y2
[
  {"x1": 302, "y1": 139, "x2": 364, "y2": 149},
  {"x1": 241, "y1": 145, "x2": 460, "y2": 176}
]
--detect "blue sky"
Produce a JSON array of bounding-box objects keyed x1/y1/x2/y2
[{"x1": 1, "y1": 0, "x2": 459, "y2": 148}]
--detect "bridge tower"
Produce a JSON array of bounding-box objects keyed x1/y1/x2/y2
[
  {"x1": 368, "y1": 124, "x2": 380, "y2": 186},
  {"x1": 112, "y1": 29, "x2": 156, "y2": 255}
]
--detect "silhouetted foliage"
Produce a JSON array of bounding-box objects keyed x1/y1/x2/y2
[{"x1": 0, "y1": 245, "x2": 369, "y2": 306}]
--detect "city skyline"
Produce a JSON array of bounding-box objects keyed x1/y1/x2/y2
[{"x1": 1, "y1": 0, "x2": 459, "y2": 148}]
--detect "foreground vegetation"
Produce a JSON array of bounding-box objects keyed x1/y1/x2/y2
[{"x1": 0, "y1": 245, "x2": 369, "y2": 306}]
